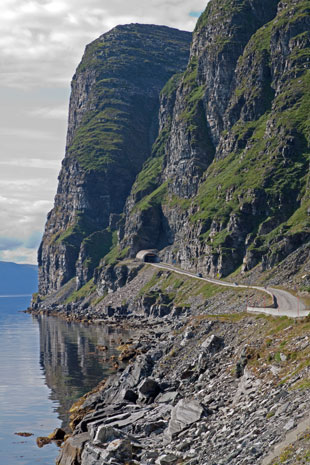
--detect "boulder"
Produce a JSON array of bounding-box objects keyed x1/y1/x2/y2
[
  {"x1": 156, "y1": 453, "x2": 178, "y2": 465},
  {"x1": 166, "y1": 398, "x2": 203, "y2": 438},
  {"x1": 156, "y1": 391, "x2": 178, "y2": 404},
  {"x1": 138, "y1": 378, "x2": 160, "y2": 399},
  {"x1": 143, "y1": 420, "x2": 167, "y2": 435},
  {"x1": 105, "y1": 438, "x2": 132, "y2": 461},
  {"x1": 36, "y1": 436, "x2": 51, "y2": 448},
  {"x1": 93, "y1": 425, "x2": 123, "y2": 445},
  {"x1": 123, "y1": 388, "x2": 138, "y2": 403},
  {"x1": 49, "y1": 428, "x2": 66, "y2": 441},
  {"x1": 119, "y1": 354, "x2": 154, "y2": 389},
  {"x1": 81, "y1": 439, "x2": 132, "y2": 464},
  {"x1": 201, "y1": 335, "x2": 224, "y2": 353},
  {"x1": 56, "y1": 432, "x2": 90, "y2": 465}
]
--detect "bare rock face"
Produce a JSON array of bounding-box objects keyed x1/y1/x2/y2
[{"x1": 38, "y1": 24, "x2": 191, "y2": 295}]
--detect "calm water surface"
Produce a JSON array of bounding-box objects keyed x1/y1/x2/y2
[{"x1": 0, "y1": 295, "x2": 128, "y2": 465}]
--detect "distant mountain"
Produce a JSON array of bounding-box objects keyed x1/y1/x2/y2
[{"x1": 0, "y1": 261, "x2": 38, "y2": 295}]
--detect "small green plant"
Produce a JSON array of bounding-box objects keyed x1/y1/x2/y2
[{"x1": 266, "y1": 410, "x2": 275, "y2": 419}]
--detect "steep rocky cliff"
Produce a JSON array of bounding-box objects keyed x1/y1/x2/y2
[
  {"x1": 38, "y1": 24, "x2": 191, "y2": 295},
  {"x1": 38, "y1": 0, "x2": 310, "y2": 301},
  {"x1": 121, "y1": 0, "x2": 310, "y2": 278}
]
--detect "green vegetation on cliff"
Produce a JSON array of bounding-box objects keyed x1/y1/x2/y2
[
  {"x1": 121, "y1": 0, "x2": 310, "y2": 276},
  {"x1": 69, "y1": 25, "x2": 192, "y2": 174}
]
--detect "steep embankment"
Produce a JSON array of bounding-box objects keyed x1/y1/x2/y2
[
  {"x1": 38, "y1": 24, "x2": 191, "y2": 296},
  {"x1": 121, "y1": 0, "x2": 310, "y2": 279}
]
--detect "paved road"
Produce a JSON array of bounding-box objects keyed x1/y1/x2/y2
[{"x1": 151, "y1": 263, "x2": 309, "y2": 318}]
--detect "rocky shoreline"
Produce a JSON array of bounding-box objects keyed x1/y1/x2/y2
[{"x1": 29, "y1": 278, "x2": 310, "y2": 465}]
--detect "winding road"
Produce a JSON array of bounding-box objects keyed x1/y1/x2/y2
[{"x1": 151, "y1": 263, "x2": 309, "y2": 318}]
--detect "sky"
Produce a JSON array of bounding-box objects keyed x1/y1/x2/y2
[{"x1": 0, "y1": 0, "x2": 207, "y2": 265}]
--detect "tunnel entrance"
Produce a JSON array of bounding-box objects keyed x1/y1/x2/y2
[
  {"x1": 136, "y1": 249, "x2": 160, "y2": 263},
  {"x1": 144, "y1": 253, "x2": 158, "y2": 263}
]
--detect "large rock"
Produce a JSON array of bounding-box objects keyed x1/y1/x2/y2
[
  {"x1": 138, "y1": 378, "x2": 160, "y2": 400},
  {"x1": 201, "y1": 334, "x2": 224, "y2": 353},
  {"x1": 156, "y1": 391, "x2": 178, "y2": 404},
  {"x1": 81, "y1": 439, "x2": 132, "y2": 464},
  {"x1": 156, "y1": 453, "x2": 178, "y2": 465},
  {"x1": 56, "y1": 433, "x2": 90, "y2": 465},
  {"x1": 166, "y1": 398, "x2": 204, "y2": 438},
  {"x1": 93, "y1": 425, "x2": 123, "y2": 445},
  {"x1": 119, "y1": 354, "x2": 154, "y2": 389}
]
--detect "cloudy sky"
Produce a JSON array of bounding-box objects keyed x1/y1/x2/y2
[{"x1": 0, "y1": 0, "x2": 207, "y2": 265}]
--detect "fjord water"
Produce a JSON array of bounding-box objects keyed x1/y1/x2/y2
[
  {"x1": 0, "y1": 295, "x2": 59, "y2": 465},
  {"x1": 0, "y1": 295, "x2": 127, "y2": 465}
]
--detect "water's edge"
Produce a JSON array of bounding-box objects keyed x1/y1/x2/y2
[{"x1": 0, "y1": 296, "x2": 130, "y2": 465}]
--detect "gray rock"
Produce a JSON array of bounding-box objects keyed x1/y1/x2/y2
[
  {"x1": 123, "y1": 389, "x2": 138, "y2": 403},
  {"x1": 56, "y1": 432, "x2": 90, "y2": 465},
  {"x1": 93, "y1": 425, "x2": 123, "y2": 445},
  {"x1": 143, "y1": 420, "x2": 167, "y2": 435},
  {"x1": 156, "y1": 453, "x2": 178, "y2": 465},
  {"x1": 185, "y1": 329, "x2": 194, "y2": 340},
  {"x1": 108, "y1": 410, "x2": 147, "y2": 428},
  {"x1": 105, "y1": 438, "x2": 132, "y2": 461},
  {"x1": 201, "y1": 335, "x2": 224, "y2": 353},
  {"x1": 156, "y1": 391, "x2": 178, "y2": 404},
  {"x1": 139, "y1": 378, "x2": 160, "y2": 399},
  {"x1": 119, "y1": 354, "x2": 154, "y2": 389},
  {"x1": 166, "y1": 399, "x2": 203, "y2": 438},
  {"x1": 283, "y1": 418, "x2": 295, "y2": 431},
  {"x1": 82, "y1": 439, "x2": 132, "y2": 464}
]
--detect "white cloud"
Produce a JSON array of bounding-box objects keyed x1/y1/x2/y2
[
  {"x1": 0, "y1": 158, "x2": 61, "y2": 169},
  {"x1": 0, "y1": 237, "x2": 23, "y2": 251},
  {"x1": 0, "y1": 193, "x2": 53, "y2": 240},
  {"x1": 28, "y1": 105, "x2": 68, "y2": 120},
  {"x1": 0, "y1": 0, "x2": 207, "y2": 88},
  {"x1": 0, "y1": 128, "x2": 53, "y2": 140},
  {"x1": 0, "y1": 178, "x2": 50, "y2": 190},
  {"x1": 0, "y1": 247, "x2": 38, "y2": 265}
]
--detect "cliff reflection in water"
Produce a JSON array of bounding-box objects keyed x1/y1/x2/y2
[{"x1": 36, "y1": 315, "x2": 129, "y2": 427}]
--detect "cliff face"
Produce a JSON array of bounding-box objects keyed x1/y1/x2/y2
[
  {"x1": 38, "y1": 0, "x2": 310, "y2": 300},
  {"x1": 121, "y1": 0, "x2": 310, "y2": 277},
  {"x1": 38, "y1": 24, "x2": 191, "y2": 295}
]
